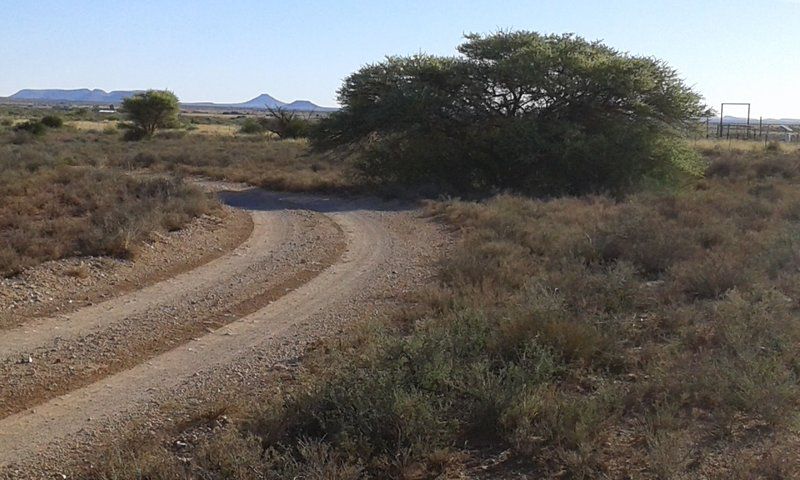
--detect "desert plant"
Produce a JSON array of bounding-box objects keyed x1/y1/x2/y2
[
  {"x1": 40, "y1": 114, "x2": 64, "y2": 128},
  {"x1": 313, "y1": 31, "x2": 707, "y2": 195},
  {"x1": 263, "y1": 106, "x2": 310, "y2": 139},
  {"x1": 13, "y1": 120, "x2": 46, "y2": 136},
  {"x1": 120, "y1": 90, "x2": 180, "y2": 138},
  {"x1": 239, "y1": 118, "x2": 264, "y2": 134},
  {"x1": 0, "y1": 156, "x2": 216, "y2": 276}
]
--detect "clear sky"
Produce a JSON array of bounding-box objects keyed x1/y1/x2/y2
[{"x1": 2, "y1": 0, "x2": 798, "y2": 117}]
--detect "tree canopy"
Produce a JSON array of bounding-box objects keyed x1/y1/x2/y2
[
  {"x1": 121, "y1": 90, "x2": 179, "y2": 138},
  {"x1": 312, "y1": 31, "x2": 707, "y2": 195}
]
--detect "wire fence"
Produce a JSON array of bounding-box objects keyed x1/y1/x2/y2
[{"x1": 694, "y1": 120, "x2": 799, "y2": 144}]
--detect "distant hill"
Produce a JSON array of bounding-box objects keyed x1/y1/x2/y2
[
  {"x1": 185, "y1": 94, "x2": 337, "y2": 112},
  {"x1": 281, "y1": 100, "x2": 338, "y2": 112},
  {"x1": 229, "y1": 93, "x2": 285, "y2": 109},
  {"x1": 2, "y1": 89, "x2": 338, "y2": 112},
  {"x1": 8, "y1": 89, "x2": 142, "y2": 104},
  {"x1": 707, "y1": 115, "x2": 800, "y2": 125}
]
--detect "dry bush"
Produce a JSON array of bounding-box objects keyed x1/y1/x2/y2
[
  {"x1": 85, "y1": 142, "x2": 800, "y2": 478},
  {"x1": 0, "y1": 126, "x2": 355, "y2": 275},
  {"x1": 111, "y1": 136, "x2": 352, "y2": 192},
  {"x1": 0, "y1": 137, "x2": 217, "y2": 275}
]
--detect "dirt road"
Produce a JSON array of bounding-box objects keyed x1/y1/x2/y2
[{"x1": 0, "y1": 185, "x2": 446, "y2": 477}]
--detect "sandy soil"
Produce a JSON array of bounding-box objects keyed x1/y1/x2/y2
[
  {"x1": 0, "y1": 207, "x2": 253, "y2": 330},
  {"x1": 0, "y1": 184, "x2": 448, "y2": 478}
]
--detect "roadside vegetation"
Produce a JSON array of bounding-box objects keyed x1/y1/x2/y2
[
  {"x1": 124, "y1": 136, "x2": 346, "y2": 192},
  {"x1": 83, "y1": 32, "x2": 800, "y2": 479},
  {"x1": 0, "y1": 121, "x2": 221, "y2": 276},
  {"x1": 0, "y1": 107, "x2": 348, "y2": 276},
  {"x1": 90, "y1": 148, "x2": 800, "y2": 478},
  {"x1": 0, "y1": 148, "x2": 216, "y2": 277}
]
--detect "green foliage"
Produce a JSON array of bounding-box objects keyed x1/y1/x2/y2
[
  {"x1": 40, "y1": 114, "x2": 64, "y2": 128},
  {"x1": 313, "y1": 31, "x2": 707, "y2": 195},
  {"x1": 239, "y1": 118, "x2": 264, "y2": 134},
  {"x1": 249, "y1": 310, "x2": 583, "y2": 477},
  {"x1": 121, "y1": 124, "x2": 148, "y2": 142},
  {"x1": 262, "y1": 107, "x2": 310, "y2": 139},
  {"x1": 121, "y1": 90, "x2": 180, "y2": 139},
  {"x1": 13, "y1": 120, "x2": 46, "y2": 136}
]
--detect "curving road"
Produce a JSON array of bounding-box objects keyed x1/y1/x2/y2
[{"x1": 0, "y1": 185, "x2": 446, "y2": 476}]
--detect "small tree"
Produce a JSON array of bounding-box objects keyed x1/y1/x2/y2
[
  {"x1": 121, "y1": 90, "x2": 179, "y2": 138},
  {"x1": 263, "y1": 106, "x2": 310, "y2": 139}
]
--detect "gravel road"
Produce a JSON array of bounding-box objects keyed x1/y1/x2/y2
[{"x1": 0, "y1": 184, "x2": 447, "y2": 478}]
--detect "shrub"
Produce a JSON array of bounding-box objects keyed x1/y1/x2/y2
[
  {"x1": 263, "y1": 107, "x2": 310, "y2": 139},
  {"x1": 10, "y1": 130, "x2": 37, "y2": 144},
  {"x1": 239, "y1": 118, "x2": 264, "y2": 134},
  {"x1": 0, "y1": 161, "x2": 216, "y2": 276},
  {"x1": 121, "y1": 125, "x2": 148, "y2": 142},
  {"x1": 40, "y1": 114, "x2": 64, "y2": 128},
  {"x1": 13, "y1": 120, "x2": 46, "y2": 136}
]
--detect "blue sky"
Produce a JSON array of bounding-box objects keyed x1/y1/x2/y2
[{"x1": 2, "y1": 0, "x2": 798, "y2": 117}]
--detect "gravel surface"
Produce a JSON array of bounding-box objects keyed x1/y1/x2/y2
[
  {"x1": 0, "y1": 208, "x2": 253, "y2": 330},
  {"x1": 0, "y1": 184, "x2": 449, "y2": 478}
]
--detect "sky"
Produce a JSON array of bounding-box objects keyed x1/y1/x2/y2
[{"x1": 1, "y1": 0, "x2": 799, "y2": 117}]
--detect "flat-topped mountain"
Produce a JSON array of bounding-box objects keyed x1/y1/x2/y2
[
  {"x1": 9, "y1": 89, "x2": 142, "y2": 104},
  {"x1": 707, "y1": 115, "x2": 800, "y2": 125},
  {"x1": 4, "y1": 89, "x2": 338, "y2": 112}
]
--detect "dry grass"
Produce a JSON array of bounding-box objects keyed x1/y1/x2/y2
[
  {"x1": 86, "y1": 148, "x2": 800, "y2": 479},
  {"x1": 0, "y1": 133, "x2": 218, "y2": 276},
  {"x1": 0, "y1": 112, "x2": 354, "y2": 276},
  {"x1": 118, "y1": 136, "x2": 352, "y2": 192},
  {"x1": 3, "y1": 126, "x2": 350, "y2": 192},
  {"x1": 11, "y1": 104, "x2": 798, "y2": 478},
  {"x1": 190, "y1": 123, "x2": 238, "y2": 136},
  {"x1": 693, "y1": 138, "x2": 800, "y2": 154},
  {"x1": 67, "y1": 120, "x2": 118, "y2": 132}
]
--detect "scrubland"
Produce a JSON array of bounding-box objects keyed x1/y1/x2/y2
[
  {"x1": 0, "y1": 133, "x2": 216, "y2": 277},
  {"x1": 89, "y1": 145, "x2": 800, "y2": 478},
  {"x1": 0, "y1": 119, "x2": 346, "y2": 276},
  {"x1": 6, "y1": 106, "x2": 800, "y2": 478}
]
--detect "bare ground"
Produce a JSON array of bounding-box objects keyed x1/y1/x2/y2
[
  {"x1": 0, "y1": 183, "x2": 448, "y2": 478},
  {"x1": 0, "y1": 207, "x2": 253, "y2": 330}
]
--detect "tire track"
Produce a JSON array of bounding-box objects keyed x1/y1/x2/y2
[
  {"x1": 0, "y1": 191, "x2": 346, "y2": 419},
  {"x1": 0, "y1": 187, "x2": 422, "y2": 473}
]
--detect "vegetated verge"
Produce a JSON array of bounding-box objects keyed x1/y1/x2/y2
[
  {"x1": 92, "y1": 148, "x2": 800, "y2": 479},
  {"x1": 117, "y1": 136, "x2": 353, "y2": 193},
  {"x1": 0, "y1": 147, "x2": 217, "y2": 277},
  {"x1": 88, "y1": 30, "x2": 800, "y2": 479}
]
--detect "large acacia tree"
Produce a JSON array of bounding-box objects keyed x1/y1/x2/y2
[{"x1": 313, "y1": 32, "x2": 707, "y2": 195}]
